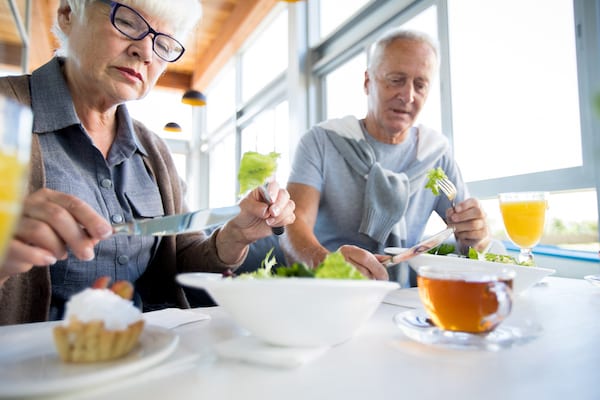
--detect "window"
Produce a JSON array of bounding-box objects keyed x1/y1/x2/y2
[
  {"x1": 206, "y1": 63, "x2": 236, "y2": 133},
  {"x1": 209, "y1": 131, "x2": 237, "y2": 207},
  {"x1": 445, "y1": 0, "x2": 597, "y2": 253},
  {"x1": 127, "y1": 88, "x2": 192, "y2": 141},
  {"x1": 204, "y1": 6, "x2": 291, "y2": 207},
  {"x1": 241, "y1": 9, "x2": 288, "y2": 102},
  {"x1": 313, "y1": 0, "x2": 599, "y2": 257},
  {"x1": 481, "y1": 190, "x2": 599, "y2": 253},
  {"x1": 240, "y1": 101, "x2": 290, "y2": 186},
  {"x1": 325, "y1": 53, "x2": 367, "y2": 120},
  {"x1": 127, "y1": 88, "x2": 192, "y2": 183},
  {"x1": 447, "y1": 0, "x2": 581, "y2": 181},
  {"x1": 319, "y1": 0, "x2": 372, "y2": 40},
  {"x1": 197, "y1": 0, "x2": 598, "y2": 264}
]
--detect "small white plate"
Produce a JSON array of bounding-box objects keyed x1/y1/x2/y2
[
  {"x1": 0, "y1": 324, "x2": 178, "y2": 398},
  {"x1": 394, "y1": 310, "x2": 541, "y2": 351},
  {"x1": 584, "y1": 274, "x2": 600, "y2": 287},
  {"x1": 384, "y1": 249, "x2": 555, "y2": 294}
]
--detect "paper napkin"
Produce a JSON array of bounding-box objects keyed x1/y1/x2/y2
[
  {"x1": 215, "y1": 336, "x2": 328, "y2": 368},
  {"x1": 383, "y1": 287, "x2": 423, "y2": 309},
  {"x1": 143, "y1": 308, "x2": 211, "y2": 329}
]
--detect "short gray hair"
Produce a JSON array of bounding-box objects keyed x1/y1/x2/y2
[
  {"x1": 367, "y1": 28, "x2": 439, "y2": 73},
  {"x1": 53, "y1": 0, "x2": 202, "y2": 58}
]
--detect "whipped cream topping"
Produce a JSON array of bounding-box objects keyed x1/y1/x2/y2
[{"x1": 63, "y1": 288, "x2": 142, "y2": 330}]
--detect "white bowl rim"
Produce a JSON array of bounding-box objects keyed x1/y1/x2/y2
[
  {"x1": 408, "y1": 252, "x2": 556, "y2": 274},
  {"x1": 177, "y1": 272, "x2": 400, "y2": 290}
]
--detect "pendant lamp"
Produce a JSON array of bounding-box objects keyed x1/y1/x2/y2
[{"x1": 181, "y1": 89, "x2": 207, "y2": 106}]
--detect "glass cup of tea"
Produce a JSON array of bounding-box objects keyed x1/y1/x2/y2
[
  {"x1": 417, "y1": 265, "x2": 515, "y2": 334},
  {"x1": 0, "y1": 96, "x2": 33, "y2": 267},
  {"x1": 498, "y1": 191, "x2": 549, "y2": 265}
]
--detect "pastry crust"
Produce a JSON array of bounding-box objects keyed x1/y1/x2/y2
[{"x1": 53, "y1": 317, "x2": 145, "y2": 363}]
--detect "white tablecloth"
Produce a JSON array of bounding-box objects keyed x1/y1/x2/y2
[{"x1": 1, "y1": 276, "x2": 599, "y2": 400}]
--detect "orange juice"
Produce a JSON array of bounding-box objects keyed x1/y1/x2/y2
[
  {"x1": 0, "y1": 151, "x2": 28, "y2": 262},
  {"x1": 500, "y1": 200, "x2": 547, "y2": 248}
]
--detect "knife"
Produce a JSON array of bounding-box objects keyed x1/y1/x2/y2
[
  {"x1": 382, "y1": 226, "x2": 456, "y2": 267},
  {"x1": 112, "y1": 205, "x2": 241, "y2": 236}
]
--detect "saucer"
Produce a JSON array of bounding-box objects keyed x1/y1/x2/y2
[
  {"x1": 393, "y1": 309, "x2": 541, "y2": 351},
  {"x1": 584, "y1": 275, "x2": 600, "y2": 288}
]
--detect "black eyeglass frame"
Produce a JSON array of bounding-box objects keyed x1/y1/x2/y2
[{"x1": 100, "y1": 0, "x2": 185, "y2": 62}]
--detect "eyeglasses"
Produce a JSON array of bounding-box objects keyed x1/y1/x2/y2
[
  {"x1": 376, "y1": 73, "x2": 429, "y2": 94},
  {"x1": 100, "y1": 0, "x2": 185, "y2": 62}
]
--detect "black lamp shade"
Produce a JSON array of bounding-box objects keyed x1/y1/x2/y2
[
  {"x1": 164, "y1": 122, "x2": 182, "y2": 132},
  {"x1": 181, "y1": 89, "x2": 207, "y2": 106}
]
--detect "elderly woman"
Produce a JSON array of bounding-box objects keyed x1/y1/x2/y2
[{"x1": 0, "y1": 0, "x2": 295, "y2": 324}]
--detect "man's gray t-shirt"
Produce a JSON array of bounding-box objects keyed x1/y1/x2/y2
[{"x1": 288, "y1": 121, "x2": 468, "y2": 255}]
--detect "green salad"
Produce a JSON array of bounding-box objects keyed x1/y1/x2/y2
[
  {"x1": 237, "y1": 151, "x2": 280, "y2": 195},
  {"x1": 428, "y1": 244, "x2": 534, "y2": 266},
  {"x1": 424, "y1": 167, "x2": 448, "y2": 196},
  {"x1": 237, "y1": 249, "x2": 366, "y2": 280}
]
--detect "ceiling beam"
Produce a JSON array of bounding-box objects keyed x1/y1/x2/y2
[
  {"x1": 28, "y1": 0, "x2": 59, "y2": 71},
  {"x1": 189, "y1": 0, "x2": 278, "y2": 91},
  {"x1": 157, "y1": 70, "x2": 192, "y2": 91}
]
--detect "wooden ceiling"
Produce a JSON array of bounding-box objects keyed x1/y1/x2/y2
[{"x1": 0, "y1": 0, "x2": 279, "y2": 91}]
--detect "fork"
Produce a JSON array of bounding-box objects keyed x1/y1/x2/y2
[
  {"x1": 437, "y1": 177, "x2": 457, "y2": 211},
  {"x1": 259, "y1": 183, "x2": 284, "y2": 236}
]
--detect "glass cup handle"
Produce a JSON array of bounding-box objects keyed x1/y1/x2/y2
[{"x1": 482, "y1": 281, "x2": 513, "y2": 328}]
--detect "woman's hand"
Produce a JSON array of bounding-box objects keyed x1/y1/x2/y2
[{"x1": 216, "y1": 181, "x2": 296, "y2": 264}]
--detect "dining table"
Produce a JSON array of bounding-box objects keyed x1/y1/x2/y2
[{"x1": 1, "y1": 276, "x2": 599, "y2": 400}]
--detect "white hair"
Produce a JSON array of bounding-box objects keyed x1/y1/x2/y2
[
  {"x1": 367, "y1": 28, "x2": 440, "y2": 73},
  {"x1": 53, "y1": 0, "x2": 202, "y2": 58}
]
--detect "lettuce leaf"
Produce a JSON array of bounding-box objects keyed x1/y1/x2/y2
[
  {"x1": 424, "y1": 167, "x2": 448, "y2": 196},
  {"x1": 314, "y1": 252, "x2": 366, "y2": 280},
  {"x1": 275, "y1": 263, "x2": 316, "y2": 278},
  {"x1": 430, "y1": 245, "x2": 534, "y2": 266},
  {"x1": 238, "y1": 248, "x2": 277, "y2": 279},
  {"x1": 428, "y1": 243, "x2": 456, "y2": 255},
  {"x1": 238, "y1": 151, "x2": 280, "y2": 195},
  {"x1": 238, "y1": 249, "x2": 365, "y2": 280}
]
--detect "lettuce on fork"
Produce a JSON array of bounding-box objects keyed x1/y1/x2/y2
[
  {"x1": 424, "y1": 167, "x2": 448, "y2": 196},
  {"x1": 238, "y1": 151, "x2": 280, "y2": 195}
]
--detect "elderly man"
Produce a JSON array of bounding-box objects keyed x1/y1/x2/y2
[{"x1": 281, "y1": 28, "x2": 490, "y2": 283}]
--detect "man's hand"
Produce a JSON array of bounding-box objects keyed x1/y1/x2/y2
[
  {"x1": 446, "y1": 197, "x2": 491, "y2": 253},
  {"x1": 337, "y1": 245, "x2": 389, "y2": 280}
]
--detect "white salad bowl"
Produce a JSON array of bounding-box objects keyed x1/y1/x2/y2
[
  {"x1": 401, "y1": 252, "x2": 555, "y2": 294},
  {"x1": 176, "y1": 273, "x2": 399, "y2": 347}
]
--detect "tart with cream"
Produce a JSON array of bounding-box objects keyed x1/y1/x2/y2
[{"x1": 53, "y1": 277, "x2": 144, "y2": 363}]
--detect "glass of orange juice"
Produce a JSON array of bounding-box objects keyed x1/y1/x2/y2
[
  {"x1": 0, "y1": 96, "x2": 33, "y2": 268},
  {"x1": 498, "y1": 191, "x2": 549, "y2": 265}
]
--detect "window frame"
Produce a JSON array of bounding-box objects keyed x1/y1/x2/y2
[{"x1": 308, "y1": 0, "x2": 600, "y2": 244}]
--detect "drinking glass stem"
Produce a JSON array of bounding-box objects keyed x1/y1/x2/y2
[{"x1": 518, "y1": 248, "x2": 534, "y2": 264}]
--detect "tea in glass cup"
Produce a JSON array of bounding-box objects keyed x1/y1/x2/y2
[{"x1": 417, "y1": 265, "x2": 515, "y2": 334}]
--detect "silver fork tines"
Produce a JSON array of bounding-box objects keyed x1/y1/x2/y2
[{"x1": 438, "y1": 177, "x2": 457, "y2": 211}]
